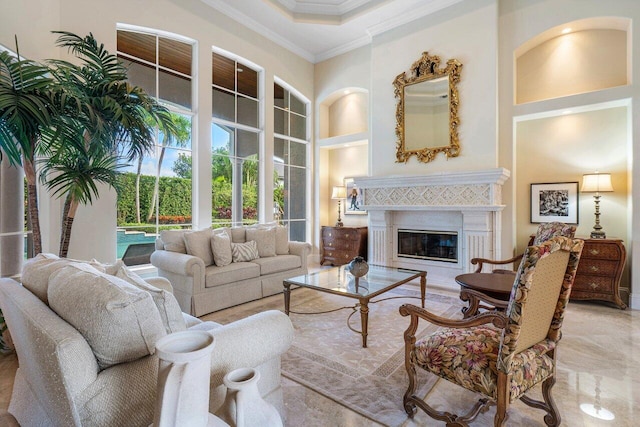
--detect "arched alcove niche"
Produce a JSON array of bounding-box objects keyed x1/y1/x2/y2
[
  {"x1": 515, "y1": 17, "x2": 631, "y2": 105},
  {"x1": 318, "y1": 87, "x2": 369, "y2": 140}
]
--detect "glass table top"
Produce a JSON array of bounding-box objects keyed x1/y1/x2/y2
[{"x1": 284, "y1": 264, "x2": 425, "y2": 299}]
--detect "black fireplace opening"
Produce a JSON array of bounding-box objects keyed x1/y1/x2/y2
[{"x1": 397, "y1": 229, "x2": 458, "y2": 263}]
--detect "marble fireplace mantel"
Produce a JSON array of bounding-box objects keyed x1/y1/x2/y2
[{"x1": 353, "y1": 168, "x2": 511, "y2": 288}]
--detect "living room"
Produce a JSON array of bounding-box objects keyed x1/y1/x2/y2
[{"x1": 1, "y1": 0, "x2": 639, "y2": 426}]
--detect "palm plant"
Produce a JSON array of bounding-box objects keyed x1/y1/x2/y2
[
  {"x1": 146, "y1": 113, "x2": 191, "y2": 222},
  {"x1": 0, "y1": 48, "x2": 56, "y2": 255},
  {"x1": 43, "y1": 32, "x2": 177, "y2": 257}
]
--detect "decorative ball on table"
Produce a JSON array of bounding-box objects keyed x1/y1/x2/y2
[{"x1": 346, "y1": 256, "x2": 369, "y2": 278}]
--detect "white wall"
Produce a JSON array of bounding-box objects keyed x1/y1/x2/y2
[
  {"x1": 499, "y1": 0, "x2": 640, "y2": 308},
  {"x1": 370, "y1": 0, "x2": 499, "y2": 176},
  {"x1": 1, "y1": 0, "x2": 314, "y2": 262}
]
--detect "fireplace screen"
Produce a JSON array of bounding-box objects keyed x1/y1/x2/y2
[{"x1": 397, "y1": 229, "x2": 458, "y2": 263}]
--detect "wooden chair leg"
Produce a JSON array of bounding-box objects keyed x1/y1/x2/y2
[
  {"x1": 494, "y1": 372, "x2": 509, "y2": 426},
  {"x1": 541, "y1": 375, "x2": 560, "y2": 427}
]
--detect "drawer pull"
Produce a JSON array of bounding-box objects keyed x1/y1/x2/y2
[
  {"x1": 345, "y1": 234, "x2": 350, "y2": 238},
  {"x1": 589, "y1": 282, "x2": 599, "y2": 290},
  {"x1": 589, "y1": 249, "x2": 600, "y2": 256},
  {"x1": 589, "y1": 265, "x2": 599, "y2": 272}
]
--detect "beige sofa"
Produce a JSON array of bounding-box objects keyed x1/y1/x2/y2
[
  {"x1": 0, "y1": 254, "x2": 294, "y2": 427},
  {"x1": 151, "y1": 224, "x2": 311, "y2": 316}
]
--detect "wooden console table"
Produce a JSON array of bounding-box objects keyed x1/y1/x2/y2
[{"x1": 320, "y1": 226, "x2": 367, "y2": 266}]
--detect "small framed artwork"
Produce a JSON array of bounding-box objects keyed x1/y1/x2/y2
[
  {"x1": 344, "y1": 178, "x2": 366, "y2": 215},
  {"x1": 530, "y1": 182, "x2": 579, "y2": 224}
]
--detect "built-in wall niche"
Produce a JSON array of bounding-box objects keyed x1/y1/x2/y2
[
  {"x1": 318, "y1": 87, "x2": 368, "y2": 140},
  {"x1": 515, "y1": 18, "x2": 630, "y2": 104}
]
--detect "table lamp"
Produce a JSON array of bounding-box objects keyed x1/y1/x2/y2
[
  {"x1": 581, "y1": 172, "x2": 614, "y2": 238},
  {"x1": 331, "y1": 186, "x2": 347, "y2": 227}
]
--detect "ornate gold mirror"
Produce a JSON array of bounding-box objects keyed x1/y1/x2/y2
[{"x1": 393, "y1": 52, "x2": 462, "y2": 163}]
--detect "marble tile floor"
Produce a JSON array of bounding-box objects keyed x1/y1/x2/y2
[{"x1": 1, "y1": 280, "x2": 638, "y2": 426}]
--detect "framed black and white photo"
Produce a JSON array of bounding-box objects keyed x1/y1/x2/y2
[
  {"x1": 530, "y1": 182, "x2": 579, "y2": 224},
  {"x1": 344, "y1": 178, "x2": 366, "y2": 215}
]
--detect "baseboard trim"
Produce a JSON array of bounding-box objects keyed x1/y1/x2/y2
[{"x1": 629, "y1": 293, "x2": 640, "y2": 310}]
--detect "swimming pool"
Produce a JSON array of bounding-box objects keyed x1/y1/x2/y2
[{"x1": 117, "y1": 229, "x2": 157, "y2": 259}]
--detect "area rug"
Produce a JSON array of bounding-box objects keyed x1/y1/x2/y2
[{"x1": 280, "y1": 287, "x2": 464, "y2": 427}]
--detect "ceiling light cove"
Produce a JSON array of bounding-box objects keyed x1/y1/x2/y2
[{"x1": 266, "y1": 0, "x2": 391, "y2": 24}]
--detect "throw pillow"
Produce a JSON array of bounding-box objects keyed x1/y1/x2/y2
[
  {"x1": 274, "y1": 225, "x2": 290, "y2": 255},
  {"x1": 21, "y1": 253, "x2": 107, "y2": 304},
  {"x1": 160, "y1": 229, "x2": 187, "y2": 253},
  {"x1": 211, "y1": 232, "x2": 233, "y2": 267},
  {"x1": 231, "y1": 240, "x2": 259, "y2": 262},
  {"x1": 229, "y1": 227, "x2": 246, "y2": 243},
  {"x1": 112, "y1": 261, "x2": 186, "y2": 334},
  {"x1": 246, "y1": 227, "x2": 277, "y2": 258},
  {"x1": 48, "y1": 263, "x2": 165, "y2": 370},
  {"x1": 183, "y1": 228, "x2": 214, "y2": 266}
]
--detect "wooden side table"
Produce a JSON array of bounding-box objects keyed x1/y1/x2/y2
[
  {"x1": 320, "y1": 226, "x2": 367, "y2": 266},
  {"x1": 571, "y1": 237, "x2": 627, "y2": 309}
]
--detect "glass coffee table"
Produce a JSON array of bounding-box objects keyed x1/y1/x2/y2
[{"x1": 283, "y1": 265, "x2": 426, "y2": 348}]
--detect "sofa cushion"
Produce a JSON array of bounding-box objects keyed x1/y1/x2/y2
[
  {"x1": 48, "y1": 263, "x2": 166, "y2": 370},
  {"x1": 204, "y1": 262, "x2": 260, "y2": 288},
  {"x1": 112, "y1": 261, "x2": 186, "y2": 334},
  {"x1": 21, "y1": 253, "x2": 106, "y2": 304},
  {"x1": 231, "y1": 240, "x2": 259, "y2": 263},
  {"x1": 211, "y1": 231, "x2": 233, "y2": 267},
  {"x1": 184, "y1": 228, "x2": 214, "y2": 266},
  {"x1": 159, "y1": 229, "x2": 187, "y2": 253},
  {"x1": 252, "y1": 255, "x2": 301, "y2": 275},
  {"x1": 246, "y1": 227, "x2": 277, "y2": 258}
]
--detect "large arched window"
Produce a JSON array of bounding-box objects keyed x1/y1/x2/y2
[
  {"x1": 211, "y1": 49, "x2": 262, "y2": 227},
  {"x1": 274, "y1": 79, "x2": 309, "y2": 241},
  {"x1": 115, "y1": 27, "x2": 195, "y2": 263}
]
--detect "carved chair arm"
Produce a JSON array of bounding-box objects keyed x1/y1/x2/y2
[
  {"x1": 399, "y1": 304, "x2": 507, "y2": 344},
  {"x1": 470, "y1": 254, "x2": 523, "y2": 273},
  {"x1": 461, "y1": 288, "x2": 511, "y2": 310}
]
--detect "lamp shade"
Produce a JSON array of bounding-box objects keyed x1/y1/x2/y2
[
  {"x1": 581, "y1": 173, "x2": 614, "y2": 193},
  {"x1": 331, "y1": 186, "x2": 347, "y2": 199}
]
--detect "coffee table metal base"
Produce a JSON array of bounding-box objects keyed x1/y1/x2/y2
[{"x1": 283, "y1": 274, "x2": 426, "y2": 348}]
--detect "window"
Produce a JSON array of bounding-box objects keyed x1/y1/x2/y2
[
  {"x1": 211, "y1": 50, "x2": 262, "y2": 228},
  {"x1": 116, "y1": 28, "x2": 194, "y2": 263},
  {"x1": 274, "y1": 81, "x2": 309, "y2": 242}
]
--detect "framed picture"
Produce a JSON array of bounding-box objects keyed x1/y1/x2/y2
[
  {"x1": 530, "y1": 182, "x2": 579, "y2": 224},
  {"x1": 344, "y1": 178, "x2": 366, "y2": 215}
]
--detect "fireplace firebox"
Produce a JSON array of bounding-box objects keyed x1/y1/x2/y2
[{"x1": 397, "y1": 229, "x2": 458, "y2": 263}]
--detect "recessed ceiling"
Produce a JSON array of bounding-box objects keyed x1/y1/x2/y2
[{"x1": 201, "y1": 0, "x2": 463, "y2": 63}]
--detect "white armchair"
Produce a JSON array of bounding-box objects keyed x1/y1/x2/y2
[{"x1": 0, "y1": 264, "x2": 293, "y2": 427}]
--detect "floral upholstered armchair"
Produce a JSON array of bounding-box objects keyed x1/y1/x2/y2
[
  {"x1": 400, "y1": 236, "x2": 583, "y2": 426},
  {"x1": 471, "y1": 221, "x2": 576, "y2": 273}
]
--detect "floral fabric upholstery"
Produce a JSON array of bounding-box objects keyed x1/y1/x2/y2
[
  {"x1": 412, "y1": 237, "x2": 583, "y2": 404},
  {"x1": 414, "y1": 329, "x2": 557, "y2": 402},
  {"x1": 532, "y1": 222, "x2": 576, "y2": 246},
  {"x1": 414, "y1": 326, "x2": 500, "y2": 398}
]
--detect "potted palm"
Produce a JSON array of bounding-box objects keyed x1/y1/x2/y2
[{"x1": 41, "y1": 32, "x2": 177, "y2": 257}]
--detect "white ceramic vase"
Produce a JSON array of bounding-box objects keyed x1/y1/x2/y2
[
  {"x1": 217, "y1": 367, "x2": 283, "y2": 427},
  {"x1": 153, "y1": 330, "x2": 227, "y2": 427}
]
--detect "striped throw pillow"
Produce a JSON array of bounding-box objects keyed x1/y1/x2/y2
[{"x1": 231, "y1": 240, "x2": 259, "y2": 262}]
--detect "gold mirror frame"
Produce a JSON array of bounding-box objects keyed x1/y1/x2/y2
[{"x1": 393, "y1": 52, "x2": 462, "y2": 163}]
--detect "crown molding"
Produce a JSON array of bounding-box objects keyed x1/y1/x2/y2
[
  {"x1": 314, "y1": 34, "x2": 372, "y2": 63},
  {"x1": 366, "y1": 0, "x2": 463, "y2": 37},
  {"x1": 201, "y1": 0, "x2": 315, "y2": 62}
]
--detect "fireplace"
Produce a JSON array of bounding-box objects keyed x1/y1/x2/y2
[
  {"x1": 352, "y1": 168, "x2": 510, "y2": 288},
  {"x1": 397, "y1": 229, "x2": 458, "y2": 263}
]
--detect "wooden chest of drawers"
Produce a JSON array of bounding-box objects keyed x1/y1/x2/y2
[
  {"x1": 320, "y1": 226, "x2": 368, "y2": 266},
  {"x1": 571, "y1": 238, "x2": 626, "y2": 309}
]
